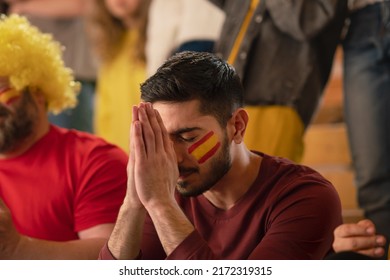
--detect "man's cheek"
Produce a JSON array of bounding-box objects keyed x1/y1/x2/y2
[{"x1": 188, "y1": 131, "x2": 221, "y2": 164}]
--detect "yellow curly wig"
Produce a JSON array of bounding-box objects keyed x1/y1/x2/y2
[{"x1": 0, "y1": 14, "x2": 79, "y2": 114}]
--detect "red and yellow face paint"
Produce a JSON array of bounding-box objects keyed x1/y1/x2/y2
[
  {"x1": 188, "y1": 131, "x2": 221, "y2": 164},
  {"x1": 0, "y1": 87, "x2": 21, "y2": 105}
]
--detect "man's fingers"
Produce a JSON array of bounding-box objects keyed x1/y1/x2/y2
[
  {"x1": 333, "y1": 220, "x2": 387, "y2": 255},
  {"x1": 128, "y1": 106, "x2": 138, "y2": 172},
  {"x1": 357, "y1": 247, "x2": 386, "y2": 258},
  {"x1": 333, "y1": 235, "x2": 386, "y2": 253},
  {"x1": 145, "y1": 103, "x2": 163, "y2": 153},
  {"x1": 154, "y1": 108, "x2": 172, "y2": 154},
  {"x1": 133, "y1": 120, "x2": 147, "y2": 163},
  {"x1": 132, "y1": 105, "x2": 140, "y2": 122},
  {"x1": 128, "y1": 106, "x2": 139, "y2": 158},
  {"x1": 138, "y1": 103, "x2": 155, "y2": 155},
  {"x1": 127, "y1": 122, "x2": 136, "y2": 171},
  {"x1": 334, "y1": 223, "x2": 373, "y2": 238},
  {"x1": 357, "y1": 219, "x2": 376, "y2": 234}
]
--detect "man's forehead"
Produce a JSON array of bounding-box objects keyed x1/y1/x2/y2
[
  {"x1": 153, "y1": 100, "x2": 199, "y2": 120},
  {"x1": 152, "y1": 100, "x2": 212, "y2": 133}
]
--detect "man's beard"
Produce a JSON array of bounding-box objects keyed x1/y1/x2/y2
[
  {"x1": 0, "y1": 91, "x2": 37, "y2": 153},
  {"x1": 176, "y1": 134, "x2": 232, "y2": 197}
]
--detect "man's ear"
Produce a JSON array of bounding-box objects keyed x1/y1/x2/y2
[{"x1": 228, "y1": 108, "x2": 248, "y2": 144}]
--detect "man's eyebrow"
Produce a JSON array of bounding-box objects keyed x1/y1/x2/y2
[{"x1": 171, "y1": 127, "x2": 202, "y2": 136}]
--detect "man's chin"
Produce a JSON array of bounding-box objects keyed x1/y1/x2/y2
[
  {"x1": 176, "y1": 181, "x2": 210, "y2": 197},
  {"x1": 176, "y1": 179, "x2": 187, "y2": 191},
  {"x1": 176, "y1": 181, "x2": 194, "y2": 197}
]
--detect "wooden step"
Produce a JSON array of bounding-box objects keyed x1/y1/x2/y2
[
  {"x1": 302, "y1": 123, "x2": 351, "y2": 166},
  {"x1": 302, "y1": 121, "x2": 363, "y2": 222},
  {"x1": 317, "y1": 166, "x2": 357, "y2": 209},
  {"x1": 342, "y1": 209, "x2": 365, "y2": 224},
  {"x1": 302, "y1": 47, "x2": 365, "y2": 226}
]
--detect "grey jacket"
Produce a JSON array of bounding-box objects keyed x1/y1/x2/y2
[{"x1": 209, "y1": 0, "x2": 348, "y2": 127}]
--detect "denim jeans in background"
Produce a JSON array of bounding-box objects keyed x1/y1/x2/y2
[
  {"x1": 48, "y1": 80, "x2": 95, "y2": 133},
  {"x1": 343, "y1": 1, "x2": 390, "y2": 257}
]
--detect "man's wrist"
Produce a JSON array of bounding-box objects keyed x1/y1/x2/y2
[
  {"x1": 143, "y1": 197, "x2": 178, "y2": 215},
  {"x1": 122, "y1": 195, "x2": 146, "y2": 211}
]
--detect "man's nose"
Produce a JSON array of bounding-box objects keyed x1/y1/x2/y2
[{"x1": 173, "y1": 143, "x2": 188, "y2": 164}]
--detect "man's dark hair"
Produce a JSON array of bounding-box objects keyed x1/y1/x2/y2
[{"x1": 141, "y1": 51, "x2": 244, "y2": 126}]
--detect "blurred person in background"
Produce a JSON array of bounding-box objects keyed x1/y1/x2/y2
[
  {"x1": 87, "y1": 0, "x2": 150, "y2": 152},
  {"x1": 146, "y1": 0, "x2": 225, "y2": 76},
  {"x1": 209, "y1": 0, "x2": 348, "y2": 163},
  {"x1": 5, "y1": 0, "x2": 98, "y2": 133},
  {"x1": 341, "y1": 0, "x2": 390, "y2": 259}
]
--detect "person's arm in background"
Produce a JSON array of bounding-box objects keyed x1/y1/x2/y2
[
  {"x1": 333, "y1": 219, "x2": 387, "y2": 259},
  {"x1": 0, "y1": 198, "x2": 113, "y2": 260},
  {"x1": 265, "y1": 0, "x2": 346, "y2": 41},
  {"x1": 5, "y1": 0, "x2": 89, "y2": 18}
]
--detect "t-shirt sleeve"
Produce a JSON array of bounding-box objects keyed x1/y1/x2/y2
[
  {"x1": 98, "y1": 243, "x2": 142, "y2": 260},
  {"x1": 73, "y1": 142, "x2": 127, "y2": 232},
  {"x1": 248, "y1": 177, "x2": 342, "y2": 259},
  {"x1": 167, "y1": 230, "x2": 218, "y2": 260},
  {"x1": 99, "y1": 243, "x2": 116, "y2": 260}
]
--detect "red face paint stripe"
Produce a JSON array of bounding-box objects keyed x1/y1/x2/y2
[
  {"x1": 188, "y1": 131, "x2": 214, "y2": 154},
  {"x1": 5, "y1": 96, "x2": 20, "y2": 105},
  {"x1": 0, "y1": 88, "x2": 21, "y2": 104},
  {"x1": 0, "y1": 87, "x2": 11, "y2": 95},
  {"x1": 198, "y1": 141, "x2": 221, "y2": 164}
]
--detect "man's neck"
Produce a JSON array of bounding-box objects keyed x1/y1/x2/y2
[
  {"x1": 0, "y1": 120, "x2": 50, "y2": 160},
  {"x1": 203, "y1": 147, "x2": 262, "y2": 210}
]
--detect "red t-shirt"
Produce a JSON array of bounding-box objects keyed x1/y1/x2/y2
[
  {"x1": 100, "y1": 153, "x2": 342, "y2": 260},
  {"x1": 0, "y1": 125, "x2": 127, "y2": 241}
]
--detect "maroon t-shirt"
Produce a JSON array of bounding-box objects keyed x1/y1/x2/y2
[{"x1": 100, "y1": 153, "x2": 342, "y2": 260}]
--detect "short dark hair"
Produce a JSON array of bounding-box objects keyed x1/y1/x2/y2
[{"x1": 141, "y1": 51, "x2": 244, "y2": 126}]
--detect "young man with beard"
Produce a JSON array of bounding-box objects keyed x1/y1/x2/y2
[
  {"x1": 99, "y1": 51, "x2": 343, "y2": 260},
  {"x1": 0, "y1": 15, "x2": 126, "y2": 259}
]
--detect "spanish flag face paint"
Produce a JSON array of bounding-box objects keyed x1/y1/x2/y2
[
  {"x1": 0, "y1": 87, "x2": 21, "y2": 105},
  {"x1": 188, "y1": 131, "x2": 221, "y2": 164}
]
